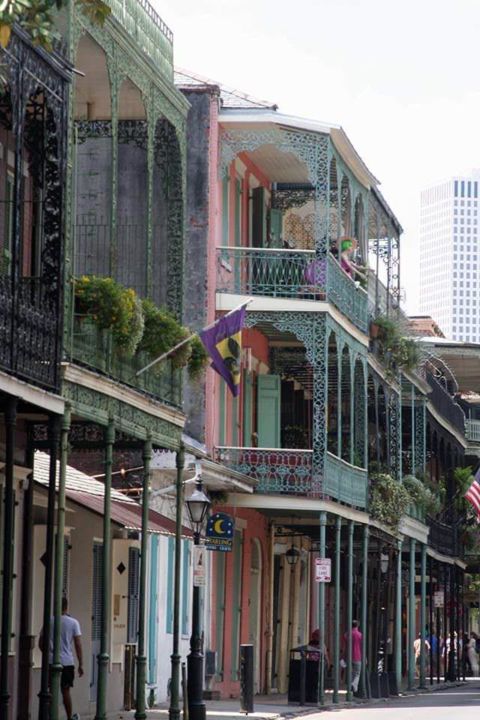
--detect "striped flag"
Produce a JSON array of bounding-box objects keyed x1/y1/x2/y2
[{"x1": 465, "y1": 468, "x2": 480, "y2": 520}]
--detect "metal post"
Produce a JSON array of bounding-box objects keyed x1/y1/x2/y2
[
  {"x1": 188, "y1": 532, "x2": 206, "y2": 720},
  {"x1": 428, "y1": 555, "x2": 433, "y2": 685},
  {"x1": 95, "y1": 419, "x2": 115, "y2": 720},
  {"x1": 169, "y1": 445, "x2": 185, "y2": 720},
  {"x1": 419, "y1": 544, "x2": 427, "y2": 688},
  {"x1": 0, "y1": 398, "x2": 17, "y2": 717},
  {"x1": 346, "y1": 521, "x2": 354, "y2": 701},
  {"x1": 361, "y1": 526, "x2": 369, "y2": 698},
  {"x1": 38, "y1": 415, "x2": 60, "y2": 720},
  {"x1": 51, "y1": 407, "x2": 71, "y2": 720},
  {"x1": 395, "y1": 540, "x2": 403, "y2": 694},
  {"x1": 135, "y1": 435, "x2": 152, "y2": 719},
  {"x1": 317, "y1": 511, "x2": 327, "y2": 706},
  {"x1": 408, "y1": 539, "x2": 416, "y2": 690},
  {"x1": 333, "y1": 517, "x2": 341, "y2": 703}
]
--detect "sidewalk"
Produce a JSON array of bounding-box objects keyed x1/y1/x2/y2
[{"x1": 114, "y1": 681, "x2": 466, "y2": 720}]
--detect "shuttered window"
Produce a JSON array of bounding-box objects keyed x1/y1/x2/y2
[
  {"x1": 166, "y1": 537, "x2": 174, "y2": 633},
  {"x1": 181, "y1": 539, "x2": 190, "y2": 636},
  {"x1": 127, "y1": 546, "x2": 140, "y2": 644},
  {"x1": 91, "y1": 542, "x2": 103, "y2": 642}
]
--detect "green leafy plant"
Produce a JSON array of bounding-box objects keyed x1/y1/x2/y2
[
  {"x1": 369, "y1": 473, "x2": 411, "y2": 530},
  {"x1": 187, "y1": 335, "x2": 209, "y2": 379},
  {"x1": 372, "y1": 314, "x2": 420, "y2": 378},
  {"x1": 139, "y1": 300, "x2": 190, "y2": 368},
  {"x1": 403, "y1": 474, "x2": 439, "y2": 517},
  {"x1": 453, "y1": 466, "x2": 474, "y2": 512}
]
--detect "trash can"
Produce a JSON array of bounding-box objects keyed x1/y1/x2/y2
[{"x1": 287, "y1": 645, "x2": 320, "y2": 704}]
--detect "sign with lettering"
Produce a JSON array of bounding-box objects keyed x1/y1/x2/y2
[
  {"x1": 315, "y1": 557, "x2": 331, "y2": 583},
  {"x1": 205, "y1": 512, "x2": 234, "y2": 552},
  {"x1": 193, "y1": 545, "x2": 206, "y2": 587}
]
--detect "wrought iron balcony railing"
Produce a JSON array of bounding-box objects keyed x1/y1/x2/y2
[
  {"x1": 71, "y1": 316, "x2": 181, "y2": 408},
  {"x1": 105, "y1": 0, "x2": 173, "y2": 80},
  {"x1": 216, "y1": 246, "x2": 325, "y2": 300},
  {"x1": 326, "y1": 255, "x2": 369, "y2": 333},
  {"x1": 0, "y1": 276, "x2": 60, "y2": 390},
  {"x1": 466, "y1": 419, "x2": 480, "y2": 443},
  {"x1": 426, "y1": 372, "x2": 465, "y2": 435},
  {"x1": 214, "y1": 446, "x2": 315, "y2": 495},
  {"x1": 324, "y1": 452, "x2": 368, "y2": 509},
  {"x1": 427, "y1": 517, "x2": 459, "y2": 557},
  {"x1": 407, "y1": 502, "x2": 426, "y2": 523}
]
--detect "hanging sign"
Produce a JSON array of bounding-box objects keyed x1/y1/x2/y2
[
  {"x1": 434, "y1": 591, "x2": 444, "y2": 608},
  {"x1": 205, "y1": 512, "x2": 235, "y2": 552},
  {"x1": 315, "y1": 557, "x2": 331, "y2": 583},
  {"x1": 193, "y1": 545, "x2": 206, "y2": 587}
]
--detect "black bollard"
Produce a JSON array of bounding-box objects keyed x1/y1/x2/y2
[{"x1": 240, "y1": 645, "x2": 254, "y2": 714}]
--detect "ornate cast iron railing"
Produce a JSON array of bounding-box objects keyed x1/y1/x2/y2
[
  {"x1": 427, "y1": 517, "x2": 459, "y2": 558},
  {"x1": 216, "y1": 247, "x2": 326, "y2": 300},
  {"x1": 426, "y1": 372, "x2": 465, "y2": 435},
  {"x1": 0, "y1": 277, "x2": 60, "y2": 389},
  {"x1": 407, "y1": 502, "x2": 426, "y2": 523},
  {"x1": 106, "y1": 0, "x2": 173, "y2": 80},
  {"x1": 326, "y1": 255, "x2": 368, "y2": 334},
  {"x1": 106, "y1": 0, "x2": 173, "y2": 79},
  {"x1": 465, "y1": 419, "x2": 480, "y2": 443},
  {"x1": 324, "y1": 452, "x2": 368, "y2": 509},
  {"x1": 214, "y1": 446, "x2": 315, "y2": 495},
  {"x1": 71, "y1": 317, "x2": 181, "y2": 408}
]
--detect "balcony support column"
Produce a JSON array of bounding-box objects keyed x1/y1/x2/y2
[
  {"x1": 333, "y1": 517, "x2": 341, "y2": 703},
  {"x1": 414, "y1": 399, "x2": 426, "y2": 478},
  {"x1": 411, "y1": 384, "x2": 416, "y2": 474},
  {"x1": 419, "y1": 544, "x2": 427, "y2": 689},
  {"x1": 346, "y1": 521, "x2": 354, "y2": 701},
  {"x1": 337, "y1": 349, "x2": 342, "y2": 458},
  {"x1": 395, "y1": 540, "x2": 403, "y2": 694},
  {"x1": 349, "y1": 356, "x2": 355, "y2": 466},
  {"x1": 109, "y1": 69, "x2": 119, "y2": 279},
  {"x1": 360, "y1": 525, "x2": 369, "y2": 698},
  {"x1": 408, "y1": 538, "x2": 416, "y2": 690},
  {"x1": 317, "y1": 511, "x2": 327, "y2": 706}
]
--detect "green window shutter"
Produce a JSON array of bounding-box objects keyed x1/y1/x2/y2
[
  {"x1": 219, "y1": 379, "x2": 226, "y2": 446},
  {"x1": 269, "y1": 208, "x2": 283, "y2": 248},
  {"x1": 235, "y1": 179, "x2": 242, "y2": 247},
  {"x1": 127, "y1": 546, "x2": 140, "y2": 643},
  {"x1": 243, "y1": 370, "x2": 253, "y2": 446},
  {"x1": 166, "y1": 537, "x2": 174, "y2": 633},
  {"x1": 257, "y1": 375, "x2": 281, "y2": 448},
  {"x1": 230, "y1": 529, "x2": 243, "y2": 680},
  {"x1": 181, "y1": 539, "x2": 190, "y2": 635},
  {"x1": 222, "y1": 175, "x2": 230, "y2": 245},
  {"x1": 148, "y1": 535, "x2": 159, "y2": 684},
  {"x1": 252, "y1": 187, "x2": 266, "y2": 247}
]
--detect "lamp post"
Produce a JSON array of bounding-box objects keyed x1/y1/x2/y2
[{"x1": 185, "y1": 481, "x2": 211, "y2": 720}]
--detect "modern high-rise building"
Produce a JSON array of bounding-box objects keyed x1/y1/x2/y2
[{"x1": 419, "y1": 170, "x2": 480, "y2": 341}]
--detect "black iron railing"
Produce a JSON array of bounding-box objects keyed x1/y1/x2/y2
[
  {"x1": 426, "y1": 372, "x2": 465, "y2": 434},
  {"x1": 427, "y1": 517, "x2": 460, "y2": 558}
]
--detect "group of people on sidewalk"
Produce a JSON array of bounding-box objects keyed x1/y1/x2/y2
[
  {"x1": 307, "y1": 621, "x2": 363, "y2": 694},
  {"x1": 414, "y1": 630, "x2": 480, "y2": 678}
]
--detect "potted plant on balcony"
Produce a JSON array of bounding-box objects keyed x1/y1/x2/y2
[
  {"x1": 369, "y1": 472, "x2": 411, "y2": 530},
  {"x1": 371, "y1": 314, "x2": 420, "y2": 377}
]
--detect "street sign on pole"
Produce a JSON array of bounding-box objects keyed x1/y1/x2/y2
[
  {"x1": 315, "y1": 557, "x2": 331, "y2": 583},
  {"x1": 193, "y1": 545, "x2": 206, "y2": 587}
]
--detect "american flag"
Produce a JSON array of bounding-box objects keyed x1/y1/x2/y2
[{"x1": 465, "y1": 468, "x2": 480, "y2": 520}]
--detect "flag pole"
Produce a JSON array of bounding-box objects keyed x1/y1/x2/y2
[{"x1": 135, "y1": 298, "x2": 252, "y2": 377}]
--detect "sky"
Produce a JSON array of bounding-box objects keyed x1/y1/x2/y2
[{"x1": 155, "y1": 0, "x2": 480, "y2": 313}]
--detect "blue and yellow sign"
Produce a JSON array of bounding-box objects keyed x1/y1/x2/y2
[{"x1": 205, "y1": 512, "x2": 234, "y2": 552}]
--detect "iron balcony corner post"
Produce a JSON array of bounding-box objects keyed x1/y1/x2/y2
[
  {"x1": 346, "y1": 521, "x2": 354, "y2": 702},
  {"x1": 95, "y1": 419, "x2": 115, "y2": 720},
  {"x1": 317, "y1": 511, "x2": 327, "y2": 706},
  {"x1": 361, "y1": 526, "x2": 369, "y2": 699},
  {"x1": 135, "y1": 435, "x2": 153, "y2": 720},
  {"x1": 419, "y1": 544, "x2": 427, "y2": 689},
  {"x1": 169, "y1": 444, "x2": 184, "y2": 720},
  {"x1": 395, "y1": 540, "x2": 403, "y2": 694},
  {"x1": 408, "y1": 539, "x2": 416, "y2": 690},
  {"x1": 51, "y1": 407, "x2": 71, "y2": 720},
  {"x1": 0, "y1": 398, "x2": 17, "y2": 717},
  {"x1": 333, "y1": 517, "x2": 342, "y2": 704}
]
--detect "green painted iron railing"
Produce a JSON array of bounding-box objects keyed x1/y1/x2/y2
[
  {"x1": 216, "y1": 247, "x2": 326, "y2": 300},
  {"x1": 324, "y1": 452, "x2": 368, "y2": 509},
  {"x1": 214, "y1": 446, "x2": 315, "y2": 495},
  {"x1": 407, "y1": 503, "x2": 426, "y2": 523},
  {"x1": 71, "y1": 316, "x2": 181, "y2": 408},
  {"x1": 106, "y1": 0, "x2": 173, "y2": 80},
  {"x1": 326, "y1": 255, "x2": 368, "y2": 333}
]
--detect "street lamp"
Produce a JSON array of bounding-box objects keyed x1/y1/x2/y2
[
  {"x1": 285, "y1": 544, "x2": 300, "y2": 567},
  {"x1": 185, "y1": 481, "x2": 211, "y2": 720}
]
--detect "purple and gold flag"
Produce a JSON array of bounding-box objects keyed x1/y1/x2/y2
[{"x1": 200, "y1": 305, "x2": 247, "y2": 397}]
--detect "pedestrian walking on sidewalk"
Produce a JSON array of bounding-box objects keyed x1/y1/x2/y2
[
  {"x1": 40, "y1": 596, "x2": 84, "y2": 720},
  {"x1": 343, "y1": 620, "x2": 363, "y2": 693}
]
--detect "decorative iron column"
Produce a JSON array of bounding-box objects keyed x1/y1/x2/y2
[
  {"x1": 419, "y1": 544, "x2": 427, "y2": 688},
  {"x1": 0, "y1": 398, "x2": 17, "y2": 717},
  {"x1": 51, "y1": 407, "x2": 71, "y2": 720},
  {"x1": 38, "y1": 416, "x2": 60, "y2": 720},
  {"x1": 95, "y1": 419, "x2": 115, "y2": 720},
  {"x1": 346, "y1": 521, "x2": 354, "y2": 701},
  {"x1": 317, "y1": 511, "x2": 327, "y2": 706},
  {"x1": 135, "y1": 435, "x2": 153, "y2": 719},
  {"x1": 408, "y1": 539, "x2": 416, "y2": 690},
  {"x1": 333, "y1": 517, "x2": 342, "y2": 703},
  {"x1": 361, "y1": 526, "x2": 369, "y2": 698},
  {"x1": 349, "y1": 359, "x2": 355, "y2": 465},
  {"x1": 169, "y1": 445, "x2": 185, "y2": 720},
  {"x1": 395, "y1": 540, "x2": 403, "y2": 693}
]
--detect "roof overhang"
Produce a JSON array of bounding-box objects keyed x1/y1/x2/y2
[{"x1": 420, "y1": 340, "x2": 480, "y2": 394}]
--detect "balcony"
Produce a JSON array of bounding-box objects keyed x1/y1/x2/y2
[
  {"x1": 216, "y1": 247, "x2": 325, "y2": 300},
  {"x1": 214, "y1": 446, "x2": 315, "y2": 495},
  {"x1": 427, "y1": 517, "x2": 459, "y2": 557},
  {"x1": 71, "y1": 317, "x2": 181, "y2": 408},
  {"x1": 0, "y1": 277, "x2": 60, "y2": 390},
  {"x1": 427, "y1": 372, "x2": 465, "y2": 435},
  {"x1": 326, "y1": 256, "x2": 368, "y2": 333},
  {"x1": 407, "y1": 503, "x2": 426, "y2": 523},
  {"x1": 324, "y1": 452, "x2": 368, "y2": 509},
  {"x1": 466, "y1": 419, "x2": 480, "y2": 442},
  {"x1": 105, "y1": 0, "x2": 173, "y2": 80}
]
